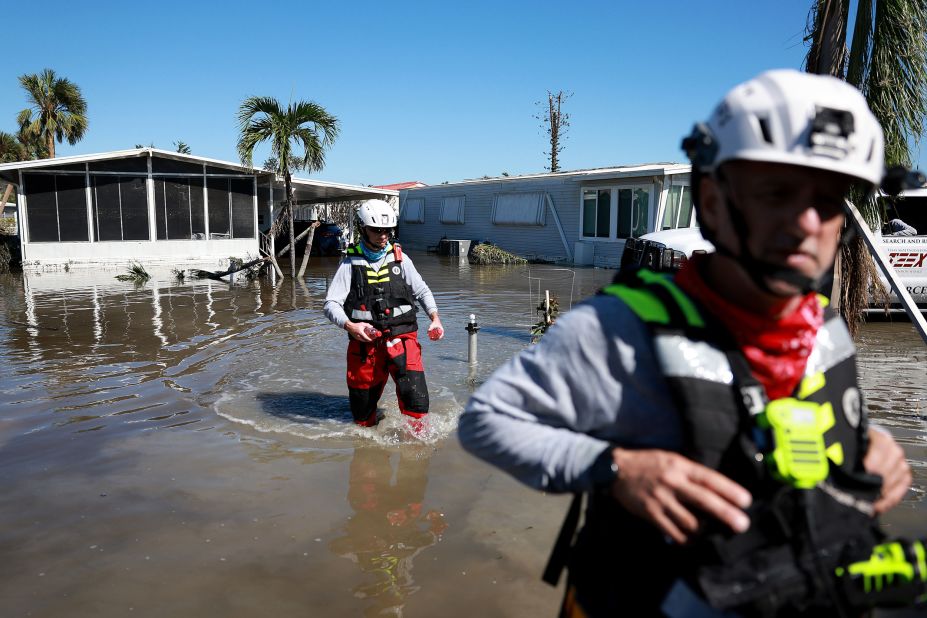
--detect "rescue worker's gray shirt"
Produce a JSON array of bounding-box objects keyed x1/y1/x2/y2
[
  {"x1": 323, "y1": 250, "x2": 438, "y2": 328},
  {"x1": 458, "y1": 293, "x2": 683, "y2": 493}
]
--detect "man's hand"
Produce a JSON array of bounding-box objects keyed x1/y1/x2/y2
[
  {"x1": 345, "y1": 321, "x2": 374, "y2": 342},
  {"x1": 864, "y1": 426, "x2": 911, "y2": 514},
  {"x1": 427, "y1": 314, "x2": 444, "y2": 341},
  {"x1": 610, "y1": 448, "x2": 752, "y2": 544}
]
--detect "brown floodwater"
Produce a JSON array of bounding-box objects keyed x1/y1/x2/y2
[{"x1": 0, "y1": 256, "x2": 924, "y2": 617}]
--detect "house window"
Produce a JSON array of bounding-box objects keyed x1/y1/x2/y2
[
  {"x1": 91, "y1": 175, "x2": 150, "y2": 241},
  {"x1": 617, "y1": 187, "x2": 651, "y2": 239},
  {"x1": 440, "y1": 196, "x2": 465, "y2": 224},
  {"x1": 582, "y1": 184, "x2": 653, "y2": 240},
  {"x1": 492, "y1": 192, "x2": 546, "y2": 226},
  {"x1": 206, "y1": 177, "x2": 255, "y2": 239},
  {"x1": 660, "y1": 184, "x2": 693, "y2": 230},
  {"x1": 582, "y1": 189, "x2": 610, "y2": 238},
  {"x1": 403, "y1": 198, "x2": 425, "y2": 223},
  {"x1": 23, "y1": 173, "x2": 90, "y2": 242},
  {"x1": 154, "y1": 177, "x2": 206, "y2": 240}
]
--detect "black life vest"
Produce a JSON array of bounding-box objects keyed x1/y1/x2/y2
[
  {"x1": 343, "y1": 243, "x2": 418, "y2": 336},
  {"x1": 551, "y1": 268, "x2": 883, "y2": 617}
]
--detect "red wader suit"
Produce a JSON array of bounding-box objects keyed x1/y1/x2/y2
[{"x1": 343, "y1": 243, "x2": 429, "y2": 426}]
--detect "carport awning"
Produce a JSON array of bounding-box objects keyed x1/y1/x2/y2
[{"x1": 288, "y1": 177, "x2": 397, "y2": 204}]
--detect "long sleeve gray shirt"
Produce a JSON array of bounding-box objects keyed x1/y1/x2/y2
[
  {"x1": 324, "y1": 248, "x2": 438, "y2": 328},
  {"x1": 458, "y1": 293, "x2": 683, "y2": 494}
]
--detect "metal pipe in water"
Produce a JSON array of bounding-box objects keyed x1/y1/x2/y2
[{"x1": 466, "y1": 313, "x2": 480, "y2": 365}]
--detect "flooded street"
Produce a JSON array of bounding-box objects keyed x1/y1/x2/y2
[{"x1": 1, "y1": 255, "x2": 925, "y2": 617}]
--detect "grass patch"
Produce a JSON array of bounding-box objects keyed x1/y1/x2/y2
[
  {"x1": 115, "y1": 262, "x2": 151, "y2": 283},
  {"x1": 469, "y1": 242, "x2": 528, "y2": 265}
]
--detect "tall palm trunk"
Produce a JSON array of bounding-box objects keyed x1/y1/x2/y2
[
  {"x1": 285, "y1": 171, "x2": 296, "y2": 277},
  {"x1": 47, "y1": 134, "x2": 55, "y2": 158},
  {"x1": 805, "y1": 0, "x2": 880, "y2": 336}
]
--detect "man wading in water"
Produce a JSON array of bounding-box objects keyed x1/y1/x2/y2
[
  {"x1": 459, "y1": 70, "x2": 920, "y2": 616},
  {"x1": 324, "y1": 199, "x2": 444, "y2": 430}
]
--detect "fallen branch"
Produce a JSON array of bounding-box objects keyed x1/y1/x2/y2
[
  {"x1": 191, "y1": 256, "x2": 269, "y2": 280},
  {"x1": 276, "y1": 224, "x2": 314, "y2": 258},
  {"x1": 259, "y1": 247, "x2": 285, "y2": 278},
  {"x1": 296, "y1": 222, "x2": 321, "y2": 278}
]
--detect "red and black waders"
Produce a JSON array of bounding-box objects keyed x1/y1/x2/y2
[{"x1": 346, "y1": 330, "x2": 429, "y2": 426}]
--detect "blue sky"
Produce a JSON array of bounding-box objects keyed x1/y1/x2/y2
[{"x1": 4, "y1": 1, "x2": 923, "y2": 186}]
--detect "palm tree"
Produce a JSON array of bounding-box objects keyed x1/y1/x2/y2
[
  {"x1": 174, "y1": 140, "x2": 191, "y2": 154},
  {"x1": 17, "y1": 69, "x2": 88, "y2": 159},
  {"x1": 0, "y1": 132, "x2": 26, "y2": 209},
  {"x1": 805, "y1": 0, "x2": 927, "y2": 334},
  {"x1": 0, "y1": 131, "x2": 26, "y2": 164},
  {"x1": 237, "y1": 96, "x2": 339, "y2": 277}
]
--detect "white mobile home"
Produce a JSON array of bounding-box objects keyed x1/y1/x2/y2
[
  {"x1": 397, "y1": 163, "x2": 693, "y2": 267},
  {"x1": 0, "y1": 149, "x2": 395, "y2": 270}
]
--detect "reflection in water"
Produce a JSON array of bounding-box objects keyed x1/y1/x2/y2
[{"x1": 330, "y1": 447, "x2": 447, "y2": 616}]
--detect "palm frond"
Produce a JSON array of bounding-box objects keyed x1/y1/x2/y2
[
  {"x1": 236, "y1": 95, "x2": 340, "y2": 179},
  {"x1": 866, "y1": 0, "x2": 927, "y2": 169},
  {"x1": 114, "y1": 262, "x2": 151, "y2": 283}
]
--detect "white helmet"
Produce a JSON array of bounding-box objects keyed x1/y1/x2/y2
[
  {"x1": 684, "y1": 69, "x2": 884, "y2": 187},
  {"x1": 356, "y1": 199, "x2": 397, "y2": 228}
]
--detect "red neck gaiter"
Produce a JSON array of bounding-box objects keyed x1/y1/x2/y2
[{"x1": 673, "y1": 255, "x2": 823, "y2": 400}]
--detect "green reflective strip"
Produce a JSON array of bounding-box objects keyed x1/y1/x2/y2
[
  {"x1": 797, "y1": 371, "x2": 826, "y2": 399},
  {"x1": 636, "y1": 270, "x2": 705, "y2": 328},
  {"x1": 347, "y1": 246, "x2": 360, "y2": 255},
  {"x1": 602, "y1": 283, "x2": 671, "y2": 324},
  {"x1": 368, "y1": 277, "x2": 390, "y2": 284},
  {"x1": 846, "y1": 542, "x2": 916, "y2": 592},
  {"x1": 916, "y1": 541, "x2": 927, "y2": 582}
]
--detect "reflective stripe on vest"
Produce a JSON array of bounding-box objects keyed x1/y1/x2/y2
[
  {"x1": 343, "y1": 243, "x2": 417, "y2": 336},
  {"x1": 603, "y1": 272, "x2": 853, "y2": 385}
]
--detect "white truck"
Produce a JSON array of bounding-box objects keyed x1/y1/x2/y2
[{"x1": 619, "y1": 190, "x2": 927, "y2": 312}]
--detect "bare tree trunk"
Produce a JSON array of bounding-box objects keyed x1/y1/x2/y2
[
  {"x1": 549, "y1": 94, "x2": 559, "y2": 173},
  {"x1": 47, "y1": 134, "x2": 55, "y2": 159},
  {"x1": 285, "y1": 172, "x2": 295, "y2": 278},
  {"x1": 296, "y1": 221, "x2": 320, "y2": 278}
]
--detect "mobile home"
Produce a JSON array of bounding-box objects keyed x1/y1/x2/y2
[{"x1": 397, "y1": 163, "x2": 693, "y2": 267}]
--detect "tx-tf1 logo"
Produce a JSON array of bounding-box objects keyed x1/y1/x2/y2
[{"x1": 889, "y1": 252, "x2": 927, "y2": 269}]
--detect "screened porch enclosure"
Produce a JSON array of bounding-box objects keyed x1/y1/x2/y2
[
  {"x1": 2, "y1": 148, "x2": 396, "y2": 270},
  {"x1": 20, "y1": 154, "x2": 257, "y2": 247}
]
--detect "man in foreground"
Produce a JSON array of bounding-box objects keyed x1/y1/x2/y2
[
  {"x1": 324, "y1": 199, "x2": 444, "y2": 428},
  {"x1": 459, "y1": 70, "x2": 915, "y2": 616}
]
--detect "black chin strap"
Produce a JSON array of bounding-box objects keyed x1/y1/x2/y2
[{"x1": 715, "y1": 193, "x2": 821, "y2": 297}]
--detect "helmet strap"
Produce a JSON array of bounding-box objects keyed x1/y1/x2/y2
[{"x1": 711, "y1": 175, "x2": 821, "y2": 297}]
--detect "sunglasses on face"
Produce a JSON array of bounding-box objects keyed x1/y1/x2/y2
[{"x1": 368, "y1": 227, "x2": 392, "y2": 234}]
